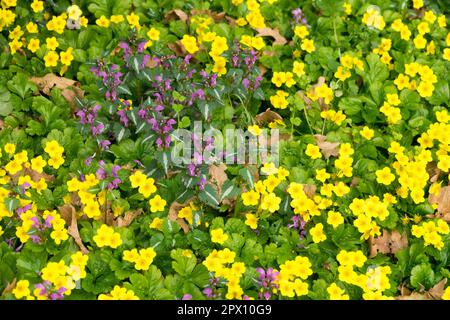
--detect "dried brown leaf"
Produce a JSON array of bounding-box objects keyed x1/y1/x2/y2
[
  {"x1": 168, "y1": 41, "x2": 187, "y2": 56},
  {"x1": 428, "y1": 185, "x2": 450, "y2": 221},
  {"x1": 426, "y1": 162, "x2": 441, "y2": 183},
  {"x1": 303, "y1": 184, "x2": 316, "y2": 198},
  {"x1": 255, "y1": 27, "x2": 287, "y2": 46},
  {"x1": 164, "y1": 9, "x2": 188, "y2": 22},
  {"x1": 29, "y1": 74, "x2": 84, "y2": 108},
  {"x1": 65, "y1": 205, "x2": 89, "y2": 254},
  {"x1": 369, "y1": 229, "x2": 408, "y2": 258},
  {"x1": 209, "y1": 163, "x2": 228, "y2": 196},
  {"x1": 296, "y1": 90, "x2": 313, "y2": 108},
  {"x1": 168, "y1": 200, "x2": 192, "y2": 234},
  {"x1": 58, "y1": 204, "x2": 74, "y2": 225},
  {"x1": 116, "y1": 209, "x2": 143, "y2": 227},
  {"x1": 255, "y1": 108, "x2": 283, "y2": 126},
  {"x1": 314, "y1": 135, "x2": 340, "y2": 159},
  {"x1": 1, "y1": 278, "x2": 16, "y2": 296},
  {"x1": 396, "y1": 279, "x2": 447, "y2": 300}
]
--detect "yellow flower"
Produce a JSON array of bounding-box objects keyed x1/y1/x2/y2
[
  {"x1": 45, "y1": 37, "x2": 59, "y2": 51},
  {"x1": 178, "y1": 206, "x2": 193, "y2": 224},
  {"x1": 4, "y1": 143, "x2": 16, "y2": 154},
  {"x1": 327, "y1": 211, "x2": 344, "y2": 228},
  {"x1": 413, "y1": 0, "x2": 423, "y2": 9},
  {"x1": 13, "y1": 280, "x2": 31, "y2": 299},
  {"x1": 293, "y1": 61, "x2": 305, "y2": 77},
  {"x1": 211, "y1": 228, "x2": 228, "y2": 244},
  {"x1": 67, "y1": 5, "x2": 82, "y2": 20},
  {"x1": 248, "y1": 125, "x2": 261, "y2": 136},
  {"x1": 300, "y1": 38, "x2": 315, "y2": 53},
  {"x1": 129, "y1": 170, "x2": 147, "y2": 188},
  {"x1": 147, "y1": 27, "x2": 160, "y2": 41},
  {"x1": 180, "y1": 35, "x2": 199, "y2": 54},
  {"x1": 127, "y1": 12, "x2": 140, "y2": 29},
  {"x1": 294, "y1": 25, "x2": 309, "y2": 39},
  {"x1": 360, "y1": 126, "x2": 374, "y2": 140},
  {"x1": 245, "y1": 213, "x2": 258, "y2": 229},
  {"x1": 417, "y1": 81, "x2": 434, "y2": 98},
  {"x1": 26, "y1": 22, "x2": 38, "y2": 34},
  {"x1": 315, "y1": 169, "x2": 330, "y2": 183},
  {"x1": 260, "y1": 193, "x2": 281, "y2": 213},
  {"x1": 443, "y1": 48, "x2": 450, "y2": 61},
  {"x1": 376, "y1": 167, "x2": 395, "y2": 185},
  {"x1": 31, "y1": 0, "x2": 44, "y2": 13},
  {"x1": 413, "y1": 35, "x2": 427, "y2": 49},
  {"x1": 310, "y1": 223, "x2": 326, "y2": 243},
  {"x1": 50, "y1": 228, "x2": 69, "y2": 245},
  {"x1": 27, "y1": 38, "x2": 40, "y2": 53},
  {"x1": 271, "y1": 71, "x2": 286, "y2": 87},
  {"x1": 96, "y1": 15, "x2": 110, "y2": 28},
  {"x1": 305, "y1": 144, "x2": 321, "y2": 159},
  {"x1": 138, "y1": 178, "x2": 157, "y2": 198},
  {"x1": 60, "y1": 48, "x2": 74, "y2": 66},
  {"x1": 44, "y1": 51, "x2": 59, "y2": 67},
  {"x1": 242, "y1": 190, "x2": 259, "y2": 206},
  {"x1": 149, "y1": 217, "x2": 164, "y2": 231},
  {"x1": 149, "y1": 195, "x2": 166, "y2": 212}
]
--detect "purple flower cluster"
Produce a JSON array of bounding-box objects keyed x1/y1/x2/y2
[
  {"x1": 255, "y1": 267, "x2": 279, "y2": 300},
  {"x1": 34, "y1": 281, "x2": 67, "y2": 300},
  {"x1": 91, "y1": 62, "x2": 123, "y2": 101},
  {"x1": 292, "y1": 8, "x2": 308, "y2": 25},
  {"x1": 203, "y1": 277, "x2": 222, "y2": 299},
  {"x1": 77, "y1": 105, "x2": 111, "y2": 150},
  {"x1": 96, "y1": 161, "x2": 122, "y2": 190},
  {"x1": 230, "y1": 43, "x2": 262, "y2": 91},
  {"x1": 288, "y1": 215, "x2": 307, "y2": 239}
]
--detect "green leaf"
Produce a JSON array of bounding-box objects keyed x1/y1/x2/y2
[
  {"x1": 429, "y1": 80, "x2": 449, "y2": 106},
  {"x1": 171, "y1": 249, "x2": 197, "y2": 277},
  {"x1": 198, "y1": 184, "x2": 220, "y2": 207},
  {"x1": 7, "y1": 73, "x2": 36, "y2": 100},
  {"x1": 0, "y1": 87, "x2": 12, "y2": 116},
  {"x1": 410, "y1": 264, "x2": 435, "y2": 289}
]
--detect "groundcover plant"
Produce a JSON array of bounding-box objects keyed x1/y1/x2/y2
[{"x1": 1, "y1": 0, "x2": 450, "y2": 300}]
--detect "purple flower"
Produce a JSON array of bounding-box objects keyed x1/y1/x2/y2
[
  {"x1": 182, "y1": 294, "x2": 192, "y2": 300},
  {"x1": 203, "y1": 287, "x2": 213, "y2": 298}
]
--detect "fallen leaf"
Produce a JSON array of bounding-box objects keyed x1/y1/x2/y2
[
  {"x1": 164, "y1": 9, "x2": 188, "y2": 22},
  {"x1": 168, "y1": 200, "x2": 192, "y2": 234},
  {"x1": 65, "y1": 204, "x2": 89, "y2": 254},
  {"x1": 314, "y1": 135, "x2": 340, "y2": 159},
  {"x1": 369, "y1": 229, "x2": 408, "y2": 258},
  {"x1": 209, "y1": 163, "x2": 228, "y2": 196},
  {"x1": 255, "y1": 108, "x2": 283, "y2": 126},
  {"x1": 426, "y1": 162, "x2": 441, "y2": 183},
  {"x1": 1, "y1": 278, "x2": 16, "y2": 296},
  {"x1": 303, "y1": 184, "x2": 316, "y2": 198},
  {"x1": 428, "y1": 185, "x2": 450, "y2": 222},
  {"x1": 29, "y1": 74, "x2": 84, "y2": 108},
  {"x1": 146, "y1": 57, "x2": 159, "y2": 69},
  {"x1": 255, "y1": 27, "x2": 287, "y2": 46},
  {"x1": 58, "y1": 203, "x2": 74, "y2": 225},
  {"x1": 116, "y1": 209, "x2": 143, "y2": 227},
  {"x1": 296, "y1": 90, "x2": 313, "y2": 108},
  {"x1": 258, "y1": 64, "x2": 267, "y2": 76},
  {"x1": 396, "y1": 278, "x2": 447, "y2": 300},
  {"x1": 23, "y1": 167, "x2": 54, "y2": 183},
  {"x1": 168, "y1": 41, "x2": 187, "y2": 56}
]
